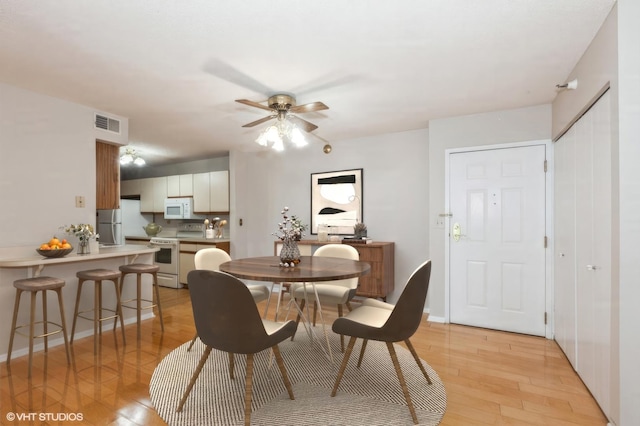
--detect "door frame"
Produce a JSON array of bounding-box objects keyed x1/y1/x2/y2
[{"x1": 444, "y1": 139, "x2": 555, "y2": 339}]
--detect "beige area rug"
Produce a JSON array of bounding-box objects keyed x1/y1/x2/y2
[{"x1": 150, "y1": 329, "x2": 446, "y2": 425}]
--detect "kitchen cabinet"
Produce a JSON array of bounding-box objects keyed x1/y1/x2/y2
[
  {"x1": 167, "y1": 174, "x2": 193, "y2": 197},
  {"x1": 96, "y1": 141, "x2": 120, "y2": 209},
  {"x1": 193, "y1": 171, "x2": 229, "y2": 213},
  {"x1": 139, "y1": 177, "x2": 167, "y2": 213},
  {"x1": 179, "y1": 241, "x2": 231, "y2": 285},
  {"x1": 274, "y1": 240, "x2": 394, "y2": 300}
]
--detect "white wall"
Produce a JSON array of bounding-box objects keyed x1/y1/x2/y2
[
  {"x1": 0, "y1": 82, "x2": 128, "y2": 248},
  {"x1": 230, "y1": 129, "x2": 429, "y2": 303},
  {"x1": 427, "y1": 104, "x2": 552, "y2": 319}
]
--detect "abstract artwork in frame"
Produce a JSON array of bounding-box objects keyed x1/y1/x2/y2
[{"x1": 310, "y1": 168, "x2": 363, "y2": 235}]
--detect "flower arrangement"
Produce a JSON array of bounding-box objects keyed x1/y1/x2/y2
[
  {"x1": 273, "y1": 207, "x2": 307, "y2": 242},
  {"x1": 61, "y1": 224, "x2": 98, "y2": 242}
]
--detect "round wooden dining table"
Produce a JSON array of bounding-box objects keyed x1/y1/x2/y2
[{"x1": 219, "y1": 255, "x2": 371, "y2": 362}]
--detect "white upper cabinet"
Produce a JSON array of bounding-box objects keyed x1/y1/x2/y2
[
  {"x1": 167, "y1": 174, "x2": 193, "y2": 197},
  {"x1": 193, "y1": 171, "x2": 229, "y2": 213},
  {"x1": 120, "y1": 179, "x2": 141, "y2": 197}
]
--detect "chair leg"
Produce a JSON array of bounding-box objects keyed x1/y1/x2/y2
[
  {"x1": 244, "y1": 353, "x2": 254, "y2": 426},
  {"x1": 229, "y1": 352, "x2": 235, "y2": 379},
  {"x1": 357, "y1": 339, "x2": 369, "y2": 368},
  {"x1": 387, "y1": 342, "x2": 419, "y2": 424},
  {"x1": 42, "y1": 289, "x2": 48, "y2": 353},
  {"x1": 312, "y1": 301, "x2": 317, "y2": 326},
  {"x1": 272, "y1": 344, "x2": 294, "y2": 400},
  {"x1": 28, "y1": 291, "x2": 36, "y2": 378},
  {"x1": 6, "y1": 289, "x2": 23, "y2": 366},
  {"x1": 331, "y1": 336, "x2": 357, "y2": 397},
  {"x1": 337, "y1": 304, "x2": 344, "y2": 352},
  {"x1": 113, "y1": 279, "x2": 126, "y2": 345},
  {"x1": 55, "y1": 288, "x2": 72, "y2": 366},
  {"x1": 153, "y1": 272, "x2": 164, "y2": 332},
  {"x1": 136, "y1": 273, "x2": 142, "y2": 339},
  {"x1": 70, "y1": 279, "x2": 85, "y2": 344},
  {"x1": 404, "y1": 339, "x2": 432, "y2": 384},
  {"x1": 345, "y1": 301, "x2": 353, "y2": 312},
  {"x1": 186, "y1": 333, "x2": 199, "y2": 352},
  {"x1": 176, "y1": 346, "x2": 213, "y2": 412},
  {"x1": 291, "y1": 298, "x2": 306, "y2": 341}
]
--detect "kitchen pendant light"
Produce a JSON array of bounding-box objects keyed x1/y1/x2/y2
[{"x1": 120, "y1": 147, "x2": 145, "y2": 166}]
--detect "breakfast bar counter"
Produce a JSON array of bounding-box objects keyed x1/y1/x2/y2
[{"x1": 0, "y1": 244, "x2": 160, "y2": 361}]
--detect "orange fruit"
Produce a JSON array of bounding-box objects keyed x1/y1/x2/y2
[
  {"x1": 49, "y1": 237, "x2": 60, "y2": 246},
  {"x1": 61, "y1": 239, "x2": 68, "y2": 245},
  {"x1": 61, "y1": 243, "x2": 72, "y2": 249},
  {"x1": 40, "y1": 243, "x2": 50, "y2": 250}
]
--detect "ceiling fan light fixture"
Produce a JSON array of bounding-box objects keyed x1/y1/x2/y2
[{"x1": 120, "y1": 147, "x2": 145, "y2": 166}]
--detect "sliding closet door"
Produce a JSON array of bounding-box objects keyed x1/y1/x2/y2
[
  {"x1": 554, "y1": 89, "x2": 611, "y2": 415},
  {"x1": 554, "y1": 122, "x2": 577, "y2": 367}
]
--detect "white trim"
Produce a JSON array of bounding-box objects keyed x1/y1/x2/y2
[{"x1": 444, "y1": 139, "x2": 554, "y2": 339}]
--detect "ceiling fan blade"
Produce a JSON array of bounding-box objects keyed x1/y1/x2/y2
[
  {"x1": 242, "y1": 115, "x2": 276, "y2": 128},
  {"x1": 203, "y1": 58, "x2": 273, "y2": 94},
  {"x1": 288, "y1": 115, "x2": 318, "y2": 132},
  {"x1": 235, "y1": 99, "x2": 273, "y2": 111},
  {"x1": 289, "y1": 101, "x2": 329, "y2": 114}
]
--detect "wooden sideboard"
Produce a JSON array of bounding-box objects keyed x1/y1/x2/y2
[{"x1": 274, "y1": 240, "x2": 394, "y2": 300}]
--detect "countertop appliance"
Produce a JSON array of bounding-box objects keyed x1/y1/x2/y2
[
  {"x1": 164, "y1": 197, "x2": 204, "y2": 220},
  {"x1": 97, "y1": 209, "x2": 123, "y2": 246}
]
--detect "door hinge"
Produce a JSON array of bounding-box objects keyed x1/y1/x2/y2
[
  {"x1": 544, "y1": 236, "x2": 548, "y2": 248},
  {"x1": 544, "y1": 312, "x2": 548, "y2": 325},
  {"x1": 544, "y1": 160, "x2": 548, "y2": 172}
]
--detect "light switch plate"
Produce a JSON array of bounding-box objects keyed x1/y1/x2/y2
[{"x1": 75, "y1": 196, "x2": 85, "y2": 208}]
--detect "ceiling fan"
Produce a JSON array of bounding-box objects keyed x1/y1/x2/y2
[{"x1": 235, "y1": 94, "x2": 328, "y2": 132}]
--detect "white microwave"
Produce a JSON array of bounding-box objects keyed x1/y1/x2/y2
[{"x1": 164, "y1": 197, "x2": 204, "y2": 220}]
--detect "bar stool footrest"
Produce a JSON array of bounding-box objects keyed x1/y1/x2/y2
[{"x1": 14, "y1": 321, "x2": 66, "y2": 339}]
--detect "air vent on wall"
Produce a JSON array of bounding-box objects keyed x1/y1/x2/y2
[{"x1": 95, "y1": 114, "x2": 121, "y2": 134}]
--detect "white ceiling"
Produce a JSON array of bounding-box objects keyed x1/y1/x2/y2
[{"x1": 0, "y1": 0, "x2": 615, "y2": 166}]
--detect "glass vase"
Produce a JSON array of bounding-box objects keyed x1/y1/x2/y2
[
  {"x1": 279, "y1": 238, "x2": 301, "y2": 267},
  {"x1": 78, "y1": 239, "x2": 90, "y2": 255}
]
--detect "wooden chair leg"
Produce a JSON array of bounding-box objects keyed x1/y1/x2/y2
[
  {"x1": 387, "y1": 342, "x2": 419, "y2": 424},
  {"x1": 404, "y1": 339, "x2": 432, "y2": 384},
  {"x1": 28, "y1": 291, "x2": 36, "y2": 378},
  {"x1": 345, "y1": 301, "x2": 353, "y2": 312},
  {"x1": 229, "y1": 352, "x2": 235, "y2": 379},
  {"x1": 291, "y1": 298, "x2": 306, "y2": 341},
  {"x1": 177, "y1": 346, "x2": 213, "y2": 412},
  {"x1": 186, "y1": 333, "x2": 199, "y2": 351},
  {"x1": 312, "y1": 301, "x2": 317, "y2": 326},
  {"x1": 153, "y1": 272, "x2": 164, "y2": 331},
  {"x1": 70, "y1": 279, "x2": 84, "y2": 344},
  {"x1": 331, "y1": 336, "x2": 357, "y2": 397},
  {"x1": 357, "y1": 339, "x2": 369, "y2": 368},
  {"x1": 244, "y1": 353, "x2": 254, "y2": 426},
  {"x1": 338, "y1": 304, "x2": 344, "y2": 352},
  {"x1": 55, "y1": 288, "x2": 72, "y2": 366},
  {"x1": 272, "y1": 345, "x2": 294, "y2": 400},
  {"x1": 6, "y1": 289, "x2": 23, "y2": 366}
]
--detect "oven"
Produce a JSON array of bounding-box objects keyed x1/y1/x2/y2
[{"x1": 149, "y1": 237, "x2": 181, "y2": 288}]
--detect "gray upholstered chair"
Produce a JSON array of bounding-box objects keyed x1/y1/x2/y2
[
  {"x1": 290, "y1": 244, "x2": 359, "y2": 351},
  {"x1": 186, "y1": 248, "x2": 271, "y2": 351},
  {"x1": 331, "y1": 260, "x2": 432, "y2": 425},
  {"x1": 177, "y1": 270, "x2": 296, "y2": 426}
]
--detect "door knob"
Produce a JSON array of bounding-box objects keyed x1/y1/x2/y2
[
  {"x1": 586, "y1": 265, "x2": 598, "y2": 271},
  {"x1": 452, "y1": 223, "x2": 466, "y2": 242}
]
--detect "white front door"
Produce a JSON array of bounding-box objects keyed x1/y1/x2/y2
[{"x1": 448, "y1": 145, "x2": 547, "y2": 336}]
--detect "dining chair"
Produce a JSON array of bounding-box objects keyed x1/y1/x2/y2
[
  {"x1": 290, "y1": 244, "x2": 359, "y2": 351},
  {"x1": 177, "y1": 270, "x2": 296, "y2": 426},
  {"x1": 330, "y1": 260, "x2": 432, "y2": 425},
  {"x1": 186, "y1": 248, "x2": 271, "y2": 351}
]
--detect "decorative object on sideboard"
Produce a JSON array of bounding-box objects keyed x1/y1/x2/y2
[
  {"x1": 353, "y1": 222, "x2": 367, "y2": 239},
  {"x1": 274, "y1": 206, "x2": 307, "y2": 267}
]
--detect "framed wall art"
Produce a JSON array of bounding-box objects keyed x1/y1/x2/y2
[{"x1": 310, "y1": 168, "x2": 363, "y2": 235}]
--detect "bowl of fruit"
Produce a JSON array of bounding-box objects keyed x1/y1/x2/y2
[{"x1": 37, "y1": 237, "x2": 73, "y2": 258}]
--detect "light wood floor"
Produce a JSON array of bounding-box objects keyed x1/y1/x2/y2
[{"x1": 1, "y1": 287, "x2": 607, "y2": 425}]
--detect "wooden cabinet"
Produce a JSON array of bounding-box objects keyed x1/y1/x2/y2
[
  {"x1": 96, "y1": 141, "x2": 120, "y2": 209},
  {"x1": 193, "y1": 171, "x2": 229, "y2": 213},
  {"x1": 273, "y1": 240, "x2": 394, "y2": 300},
  {"x1": 179, "y1": 241, "x2": 231, "y2": 285},
  {"x1": 167, "y1": 174, "x2": 193, "y2": 197},
  {"x1": 120, "y1": 179, "x2": 141, "y2": 197}
]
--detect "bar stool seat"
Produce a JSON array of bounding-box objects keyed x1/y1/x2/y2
[
  {"x1": 71, "y1": 268, "x2": 126, "y2": 354},
  {"x1": 119, "y1": 263, "x2": 164, "y2": 339},
  {"x1": 7, "y1": 276, "x2": 71, "y2": 378}
]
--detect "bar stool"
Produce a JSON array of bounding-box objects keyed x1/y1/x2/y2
[
  {"x1": 118, "y1": 263, "x2": 164, "y2": 339},
  {"x1": 70, "y1": 268, "x2": 126, "y2": 354},
  {"x1": 6, "y1": 276, "x2": 71, "y2": 378}
]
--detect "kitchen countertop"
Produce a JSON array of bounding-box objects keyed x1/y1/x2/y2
[
  {"x1": 0, "y1": 244, "x2": 159, "y2": 269},
  {"x1": 125, "y1": 235, "x2": 230, "y2": 244}
]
